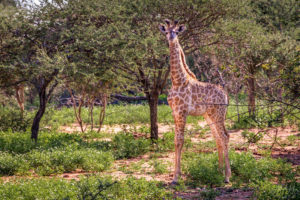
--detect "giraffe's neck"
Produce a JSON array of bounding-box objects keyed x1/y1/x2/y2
[{"x1": 169, "y1": 41, "x2": 188, "y2": 87}]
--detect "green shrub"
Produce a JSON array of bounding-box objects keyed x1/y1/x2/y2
[
  {"x1": 252, "y1": 181, "x2": 288, "y2": 200},
  {"x1": 112, "y1": 133, "x2": 151, "y2": 159},
  {"x1": 151, "y1": 159, "x2": 168, "y2": 174},
  {"x1": 27, "y1": 147, "x2": 114, "y2": 176},
  {"x1": 109, "y1": 176, "x2": 173, "y2": 200},
  {"x1": 0, "y1": 131, "x2": 88, "y2": 154},
  {"x1": 200, "y1": 188, "x2": 220, "y2": 200},
  {"x1": 0, "y1": 178, "x2": 78, "y2": 200},
  {"x1": 0, "y1": 176, "x2": 173, "y2": 200},
  {"x1": 0, "y1": 131, "x2": 36, "y2": 154},
  {"x1": 0, "y1": 152, "x2": 29, "y2": 175},
  {"x1": 285, "y1": 182, "x2": 300, "y2": 200},
  {"x1": 241, "y1": 130, "x2": 264, "y2": 144},
  {"x1": 230, "y1": 152, "x2": 295, "y2": 186},
  {"x1": 0, "y1": 106, "x2": 31, "y2": 132},
  {"x1": 155, "y1": 132, "x2": 174, "y2": 152},
  {"x1": 0, "y1": 144, "x2": 113, "y2": 176},
  {"x1": 230, "y1": 152, "x2": 264, "y2": 185},
  {"x1": 230, "y1": 115, "x2": 258, "y2": 129},
  {"x1": 184, "y1": 151, "x2": 296, "y2": 188},
  {"x1": 185, "y1": 153, "x2": 224, "y2": 187}
]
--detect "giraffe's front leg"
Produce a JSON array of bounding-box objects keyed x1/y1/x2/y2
[{"x1": 172, "y1": 113, "x2": 186, "y2": 184}]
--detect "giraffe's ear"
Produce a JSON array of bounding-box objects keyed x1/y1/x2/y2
[
  {"x1": 159, "y1": 24, "x2": 166, "y2": 33},
  {"x1": 178, "y1": 25, "x2": 186, "y2": 33},
  {"x1": 164, "y1": 19, "x2": 171, "y2": 26}
]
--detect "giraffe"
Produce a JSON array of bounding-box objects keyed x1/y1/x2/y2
[{"x1": 159, "y1": 19, "x2": 231, "y2": 184}]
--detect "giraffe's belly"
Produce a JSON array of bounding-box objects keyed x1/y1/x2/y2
[
  {"x1": 168, "y1": 87, "x2": 207, "y2": 116},
  {"x1": 188, "y1": 102, "x2": 207, "y2": 116}
]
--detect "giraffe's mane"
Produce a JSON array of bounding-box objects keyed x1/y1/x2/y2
[{"x1": 179, "y1": 47, "x2": 197, "y2": 80}]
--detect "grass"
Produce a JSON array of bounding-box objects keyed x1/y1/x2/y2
[{"x1": 46, "y1": 104, "x2": 204, "y2": 126}]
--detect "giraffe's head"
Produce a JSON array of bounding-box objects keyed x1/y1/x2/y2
[{"x1": 159, "y1": 19, "x2": 185, "y2": 43}]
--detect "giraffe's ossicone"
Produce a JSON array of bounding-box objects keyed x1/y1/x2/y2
[{"x1": 159, "y1": 19, "x2": 231, "y2": 184}]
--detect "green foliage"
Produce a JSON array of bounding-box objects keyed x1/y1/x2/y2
[
  {"x1": 0, "y1": 176, "x2": 173, "y2": 200},
  {"x1": 150, "y1": 159, "x2": 168, "y2": 174},
  {"x1": 0, "y1": 131, "x2": 113, "y2": 176},
  {"x1": 250, "y1": 0, "x2": 299, "y2": 36},
  {"x1": 183, "y1": 151, "x2": 296, "y2": 189},
  {"x1": 251, "y1": 181, "x2": 300, "y2": 200},
  {"x1": 287, "y1": 134, "x2": 300, "y2": 143},
  {"x1": 109, "y1": 176, "x2": 172, "y2": 200},
  {"x1": 0, "y1": 106, "x2": 31, "y2": 132},
  {"x1": 155, "y1": 132, "x2": 175, "y2": 152},
  {"x1": 0, "y1": 152, "x2": 29, "y2": 176},
  {"x1": 0, "y1": 178, "x2": 78, "y2": 200},
  {"x1": 230, "y1": 152, "x2": 295, "y2": 186},
  {"x1": 0, "y1": 131, "x2": 83, "y2": 154},
  {"x1": 112, "y1": 133, "x2": 151, "y2": 159},
  {"x1": 241, "y1": 130, "x2": 264, "y2": 144},
  {"x1": 200, "y1": 188, "x2": 220, "y2": 200},
  {"x1": 0, "y1": 146, "x2": 113, "y2": 176},
  {"x1": 230, "y1": 115, "x2": 258, "y2": 129},
  {"x1": 184, "y1": 153, "x2": 224, "y2": 188},
  {"x1": 27, "y1": 147, "x2": 113, "y2": 176}
]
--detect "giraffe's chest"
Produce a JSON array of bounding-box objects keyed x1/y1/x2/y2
[{"x1": 167, "y1": 86, "x2": 191, "y2": 111}]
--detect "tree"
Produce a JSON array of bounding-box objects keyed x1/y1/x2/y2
[
  {"x1": 0, "y1": 2, "x2": 66, "y2": 141},
  {"x1": 112, "y1": 0, "x2": 239, "y2": 140},
  {"x1": 250, "y1": 0, "x2": 299, "y2": 37},
  {"x1": 57, "y1": 0, "x2": 123, "y2": 132},
  {"x1": 0, "y1": 0, "x2": 126, "y2": 140},
  {"x1": 213, "y1": 19, "x2": 285, "y2": 116},
  {"x1": 0, "y1": 4, "x2": 26, "y2": 115}
]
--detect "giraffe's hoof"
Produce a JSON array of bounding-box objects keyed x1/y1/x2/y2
[
  {"x1": 224, "y1": 179, "x2": 230, "y2": 184},
  {"x1": 170, "y1": 180, "x2": 179, "y2": 186}
]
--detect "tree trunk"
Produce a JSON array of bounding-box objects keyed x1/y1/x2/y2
[
  {"x1": 97, "y1": 94, "x2": 107, "y2": 133},
  {"x1": 148, "y1": 92, "x2": 159, "y2": 141},
  {"x1": 67, "y1": 87, "x2": 85, "y2": 133},
  {"x1": 30, "y1": 69, "x2": 59, "y2": 142},
  {"x1": 15, "y1": 84, "x2": 25, "y2": 116},
  {"x1": 278, "y1": 88, "x2": 284, "y2": 124},
  {"x1": 31, "y1": 87, "x2": 47, "y2": 142},
  {"x1": 247, "y1": 77, "x2": 256, "y2": 117},
  {"x1": 235, "y1": 94, "x2": 240, "y2": 122},
  {"x1": 89, "y1": 98, "x2": 95, "y2": 131}
]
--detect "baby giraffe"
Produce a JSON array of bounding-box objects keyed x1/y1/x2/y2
[{"x1": 159, "y1": 19, "x2": 231, "y2": 184}]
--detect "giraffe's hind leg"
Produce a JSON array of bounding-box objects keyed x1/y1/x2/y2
[
  {"x1": 204, "y1": 113, "x2": 231, "y2": 183},
  {"x1": 214, "y1": 122, "x2": 231, "y2": 182},
  {"x1": 205, "y1": 119, "x2": 224, "y2": 171}
]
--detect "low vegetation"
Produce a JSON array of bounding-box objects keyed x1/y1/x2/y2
[
  {"x1": 0, "y1": 105, "x2": 299, "y2": 199},
  {"x1": 0, "y1": 176, "x2": 173, "y2": 200}
]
